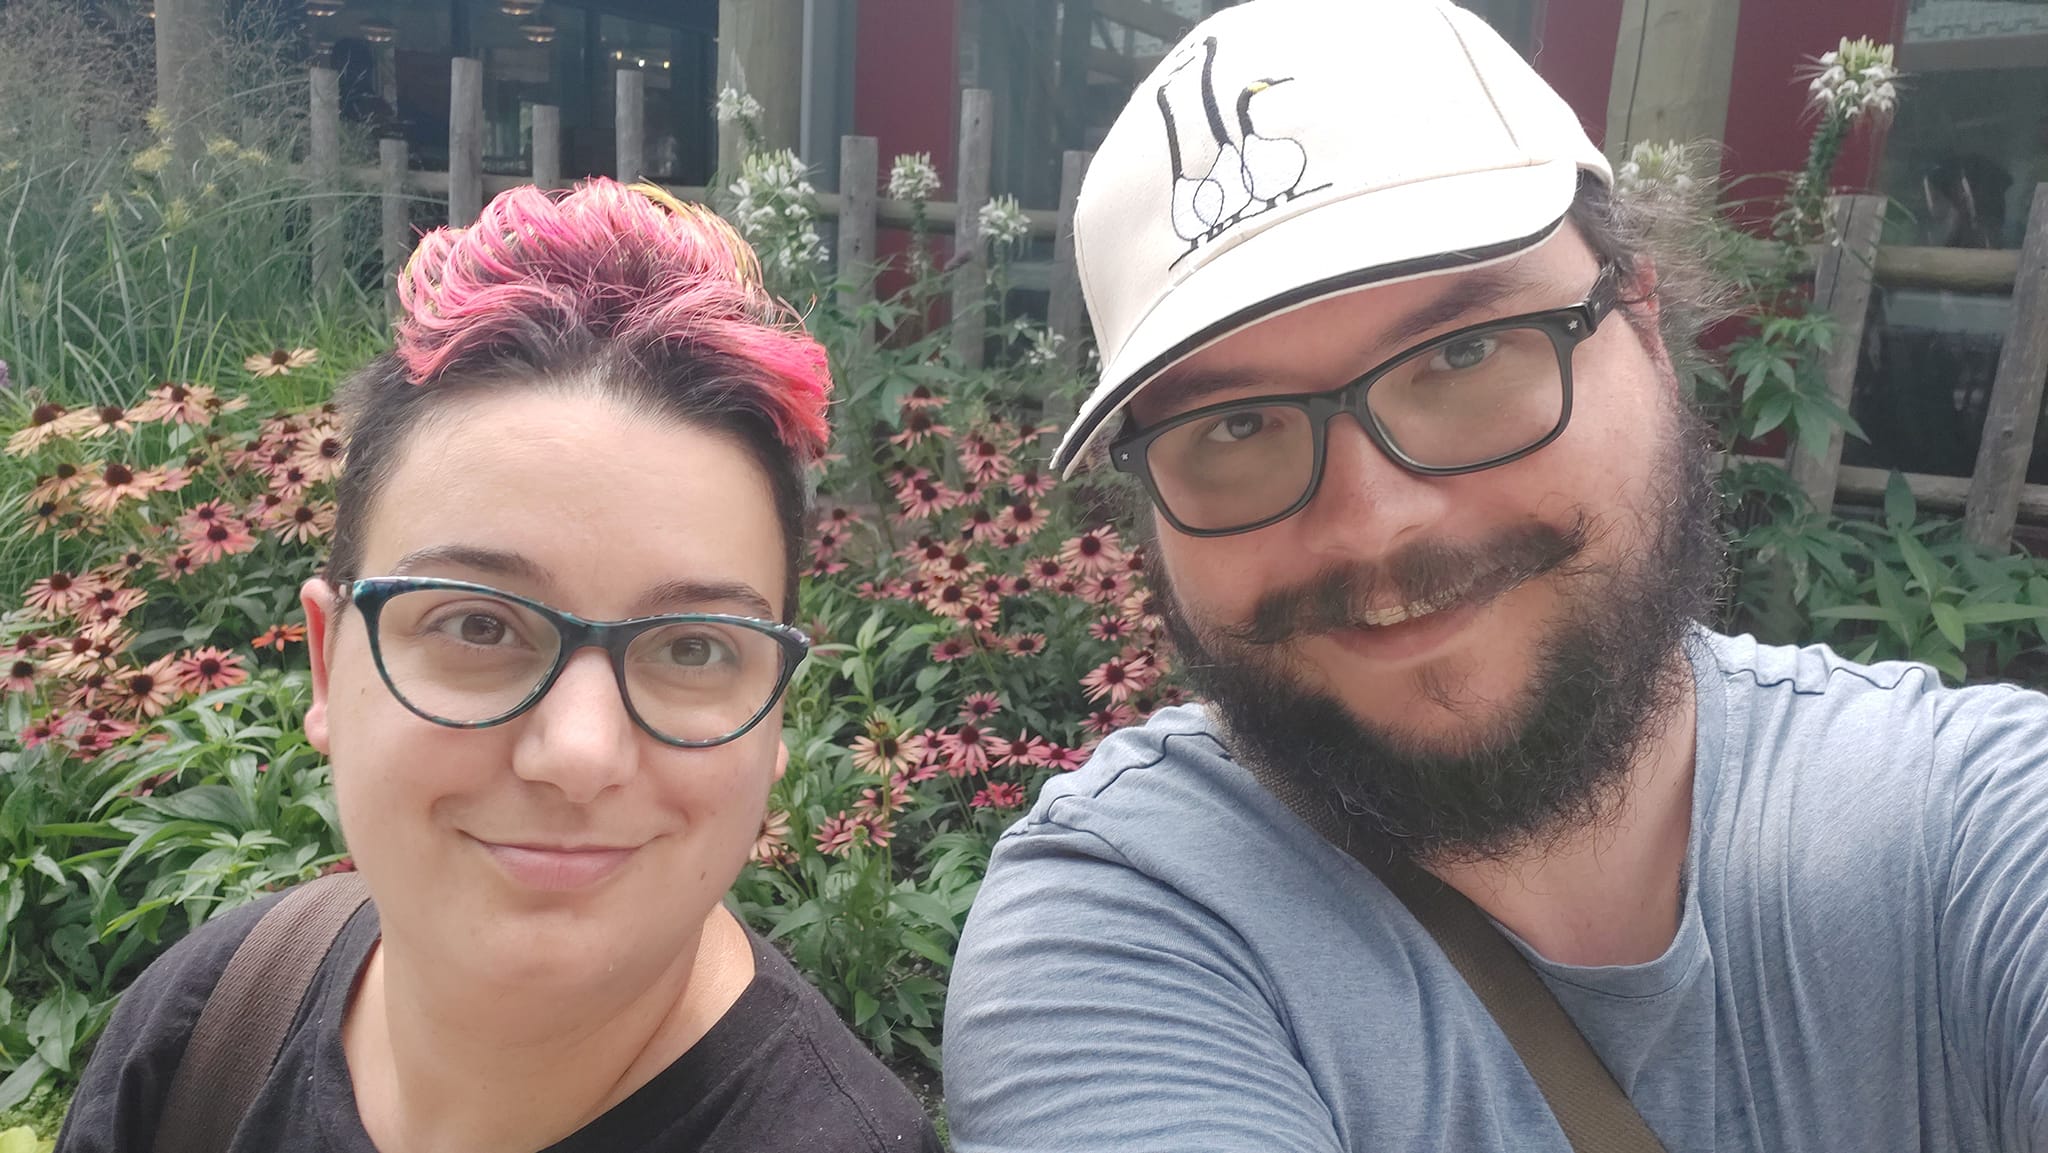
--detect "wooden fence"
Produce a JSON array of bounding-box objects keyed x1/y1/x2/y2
[{"x1": 308, "y1": 63, "x2": 2048, "y2": 542}]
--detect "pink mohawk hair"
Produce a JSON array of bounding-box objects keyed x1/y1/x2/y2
[{"x1": 394, "y1": 179, "x2": 832, "y2": 461}]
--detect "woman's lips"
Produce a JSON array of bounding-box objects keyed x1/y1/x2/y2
[{"x1": 472, "y1": 838, "x2": 640, "y2": 891}]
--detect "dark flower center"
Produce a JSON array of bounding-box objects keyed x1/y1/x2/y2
[
  {"x1": 103, "y1": 464, "x2": 133, "y2": 485},
  {"x1": 49, "y1": 573, "x2": 72, "y2": 592},
  {"x1": 30, "y1": 403, "x2": 61, "y2": 425},
  {"x1": 54, "y1": 463, "x2": 77, "y2": 479},
  {"x1": 97, "y1": 405, "x2": 124, "y2": 424},
  {"x1": 10, "y1": 660, "x2": 33, "y2": 679},
  {"x1": 206, "y1": 524, "x2": 230, "y2": 543}
]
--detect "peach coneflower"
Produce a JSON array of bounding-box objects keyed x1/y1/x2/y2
[
  {"x1": 129, "y1": 382, "x2": 220, "y2": 426},
  {"x1": 751, "y1": 809, "x2": 795, "y2": 867},
  {"x1": 895, "y1": 476, "x2": 951, "y2": 520},
  {"x1": 1006, "y1": 632, "x2": 1047, "y2": 657},
  {"x1": 1000, "y1": 499, "x2": 1048, "y2": 539},
  {"x1": 1060, "y1": 527, "x2": 1125, "y2": 578},
  {"x1": 1010, "y1": 467, "x2": 1057, "y2": 499},
  {"x1": 112, "y1": 655, "x2": 182, "y2": 718},
  {"x1": 251, "y1": 623, "x2": 307, "y2": 650},
  {"x1": 24, "y1": 572, "x2": 84, "y2": 618},
  {"x1": 275, "y1": 500, "x2": 336, "y2": 544},
  {"x1": 959, "y1": 692, "x2": 1003, "y2": 722},
  {"x1": 245, "y1": 347, "x2": 319, "y2": 376},
  {"x1": 849, "y1": 728, "x2": 927, "y2": 776},
  {"x1": 268, "y1": 463, "x2": 314, "y2": 499},
  {"x1": 80, "y1": 463, "x2": 155, "y2": 514},
  {"x1": 26, "y1": 499, "x2": 70, "y2": 536},
  {"x1": 1081, "y1": 656, "x2": 1141, "y2": 704},
  {"x1": 62, "y1": 404, "x2": 135, "y2": 439},
  {"x1": 971, "y1": 782, "x2": 1028, "y2": 809},
  {"x1": 888, "y1": 410, "x2": 951, "y2": 449},
  {"x1": 173, "y1": 647, "x2": 248, "y2": 693},
  {"x1": 293, "y1": 430, "x2": 347, "y2": 483},
  {"x1": 4, "y1": 657, "x2": 36, "y2": 694},
  {"x1": 6, "y1": 402, "x2": 72, "y2": 455},
  {"x1": 29, "y1": 462, "x2": 87, "y2": 504},
  {"x1": 159, "y1": 549, "x2": 202, "y2": 582}
]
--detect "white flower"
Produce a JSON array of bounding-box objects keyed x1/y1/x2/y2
[
  {"x1": 887, "y1": 152, "x2": 942, "y2": 202},
  {"x1": 1022, "y1": 327, "x2": 1066, "y2": 368},
  {"x1": 1615, "y1": 140, "x2": 1707, "y2": 201},
  {"x1": 715, "y1": 86, "x2": 763, "y2": 126},
  {"x1": 1806, "y1": 37, "x2": 1898, "y2": 121},
  {"x1": 727, "y1": 148, "x2": 825, "y2": 278},
  {"x1": 977, "y1": 195, "x2": 1031, "y2": 248}
]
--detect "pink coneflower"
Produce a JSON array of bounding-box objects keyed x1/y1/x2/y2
[
  {"x1": 63, "y1": 404, "x2": 134, "y2": 439},
  {"x1": 1082, "y1": 656, "x2": 1142, "y2": 704},
  {"x1": 19, "y1": 713, "x2": 69, "y2": 749},
  {"x1": 73, "y1": 715, "x2": 138, "y2": 756},
  {"x1": 188, "y1": 517, "x2": 258, "y2": 564},
  {"x1": 935, "y1": 549, "x2": 983, "y2": 582},
  {"x1": 24, "y1": 572, "x2": 84, "y2": 618},
  {"x1": 7, "y1": 403, "x2": 72, "y2": 454},
  {"x1": 974, "y1": 574, "x2": 1010, "y2": 603},
  {"x1": 1003, "y1": 573, "x2": 1037, "y2": 598},
  {"x1": 4, "y1": 657, "x2": 36, "y2": 694},
  {"x1": 961, "y1": 504, "x2": 1002, "y2": 543},
  {"x1": 924, "y1": 582, "x2": 975, "y2": 619},
  {"x1": 1091, "y1": 615, "x2": 1132, "y2": 643},
  {"x1": 1082, "y1": 572, "x2": 1131, "y2": 605},
  {"x1": 1061, "y1": 527, "x2": 1125, "y2": 577},
  {"x1": 1122, "y1": 590, "x2": 1165, "y2": 632},
  {"x1": 993, "y1": 731, "x2": 1052, "y2": 768},
  {"x1": 1044, "y1": 744, "x2": 1091, "y2": 771},
  {"x1": 159, "y1": 549, "x2": 203, "y2": 582},
  {"x1": 899, "y1": 385, "x2": 944, "y2": 412},
  {"x1": 850, "y1": 728, "x2": 927, "y2": 776},
  {"x1": 275, "y1": 500, "x2": 336, "y2": 544},
  {"x1": 269, "y1": 463, "x2": 315, "y2": 499},
  {"x1": 958, "y1": 600, "x2": 1000, "y2": 634},
  {"x1": 855, "y1": 777, "x2": 912, "y2": 816},
  {"x1": 1083, "y1": 703, "x2": 1139, "y2": 736},
  {"x1": 294, "y1": 429, "x2": 348, "y2": 483},
  {"x1": 29, "y1": 462, "x2": 87, "y2": 504},
  {"x1": 80, "y1": 463, "x2": 155, "y2": 515},
  {"x1": 997, "y1": 528, "x2": 1024, "y2": 550},
  {"x1": 930, "y1": 635, "x2": 974, "y2": 663},
  {"x1": 1029, "y1": 556, "x2": 1066, "y2": 585},
  {"x1": 177, "y1": 499, "x2": 234, "y2": 539},
  {"x1": 895, "y1": 476, "x2": 952, "y2": 519},
  {"x1": 959, "y1": 693, "x2": 1003, "y2": 722},
  {"x1": 1010, "y1": 467, "x2": 1057, "y2": 499},
  {"x1": 111, "y1": 656, "x2": 182, "y2": 718},
  {"x1": 64, "y1": 671, "x2": 111, "y2": 710},
  {"x1": 808, "y1": 556, "x2": 849, "y2": 577},
  {"x1": 958, "y1": 436, "x2": 1015, "y2": 484},
  {"x1": 1007, "y1": 632, "x2": 1048, "y2": 657},
  {"x1": 81, "y1": 584, "x2": 146, "y2": 623},
  {"x1": 245, "y1": 347, "x2": 319, "y2": 376},
  {"x1": 751, "y1": 809, "x2": 795, "y2": 867},
  {"x1": 814, "y1": 810, "x2": 888, "y2": 856},
  {"x1": 1000, "y1": 500, "x2": 1048, "y2": 539},
  {"x1": 819, "y1": 506, "x2": 862, "y2": 531},
  {"x1": 248, "y1": 491, "x2": 288, "y2": 528},
  {"x1": 814, "y1": 526, "x2": 845, "y2": 558},
  {"x1": 939, "y1": 723, "x2": 993, "y2": 775},
  {"x1": 173, "y1": 647, "x2": 248, "y2": 693},
  {"x1": 971, "y1": 782, "x2": 1028, "y2": 809},
  {"x1": 888, "y1": 410, "x2": 952, "y2": 448},
  {"x1": 152, "y1": 465, "x2": 193, "y2": 494}
]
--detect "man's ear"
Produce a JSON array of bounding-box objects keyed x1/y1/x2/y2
[{"x1": 300, "y1": 579, "x2": 341, "y2": 756}]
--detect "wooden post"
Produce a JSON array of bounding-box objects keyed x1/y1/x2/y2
[
  {"x1": 1047, "y1": 149, "x2": 1092, "y2": 387},
  {"x1": 715, "y1": 0, "x2": 806, "y2": 175},
  {"x1": 154, "y1": 0, "x2": 225, "y2": 171},
  {"x1": 1964, "y1": 182, "x2": 2048, "y2": 551},
  {"x1": 308, "y1": 67, "x2": 342, "y2": 289},
  {"x1": 1786, "y1": 194, "x2": 1885, "y2": 513},
  {"x1": 449, "y1": 57, "x2": 484, "y2": 227},
  {"x1": 950, "y1": 88, "x2": 996, "y2": 369},
  {"x1": 1604, "y1": 0, "x2": 1743, "y2": 160},
  {"x1": 380, "y1": 137, "x2": 410, "y2": 318},
  {"x1": 616, "y1": 69, "x2": 645, "y2": 184},
  {"x1": 836, "y1": 135, "x2": 878, "y2": 314},
  {"x1": 532, "y1": 104, "x2": 562, "y2": 189}
]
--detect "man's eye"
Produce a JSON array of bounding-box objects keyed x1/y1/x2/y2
[
  {"x1": 1201, "y1": 411, "x2": 1268, "y2": 445},
  {"x1": 1430, "y1": 336, "x2": 1499, "y2": 372}
]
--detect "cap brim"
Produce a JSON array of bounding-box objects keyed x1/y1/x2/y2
[{"x1": 1053, "y1": 159, "x2": 1584, "y2": 477}]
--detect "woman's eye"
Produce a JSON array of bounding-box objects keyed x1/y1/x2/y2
[
  {"x1": 666, "y1": 635, "x2": 734, "y2": 668},
  {"x1": 432, "y1": 610, "x2": 515, "y2": 646},
  {"x1": 1201, "y1": 411, "x2": 1269, "y2": 445},
  {"x1": 1430, "y1": 336, "x2": 1499, "y2": 372}
]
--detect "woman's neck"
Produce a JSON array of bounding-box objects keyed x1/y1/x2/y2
[{"x1": 344, "y1": 904, "x2": 755, "y2": 1153}]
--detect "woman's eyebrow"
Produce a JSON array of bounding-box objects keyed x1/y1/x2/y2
[
  {"x1": 389, "y1": 544, "x2": 551, "y2": 584},
  {"x1": 636, "y1": 578, "x2": 776, "y2": 619}
]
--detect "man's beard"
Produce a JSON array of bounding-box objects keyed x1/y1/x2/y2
[{"x1": 1154, "y1": 408, "x2": 1726, "y2": 866}]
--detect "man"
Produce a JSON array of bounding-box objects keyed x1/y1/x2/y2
[{"x1": 941, "y1": 2, "x2": 2048, "y2": 1151}]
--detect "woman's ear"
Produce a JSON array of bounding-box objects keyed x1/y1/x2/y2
[{"x1": 300, "y1": 579, "x2": 341, "y2": 755}]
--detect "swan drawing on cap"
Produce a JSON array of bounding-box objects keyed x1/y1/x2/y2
[
  {"x1": 1156, "y1": 37, "x2": 1323, "y2": 267},
  {"x1": 1234, "y1": 77, "x2": 1308, "y2": 209}
]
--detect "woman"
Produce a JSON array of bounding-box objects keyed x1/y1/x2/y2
[{"x1": 59, "y1": 180, "x2": 944, "y2": 1152}]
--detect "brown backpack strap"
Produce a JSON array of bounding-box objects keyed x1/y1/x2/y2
[
  {"x1": 155, "y1": 872, "x2": 372, "y2": 1153},
  {"x1": 1253, "y1": 764, "x2": 1669, "y2": 1153}
]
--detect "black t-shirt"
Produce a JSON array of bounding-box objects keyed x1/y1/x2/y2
[{"x1": 57, "y1": 892, "x2": 945, "y2": 1152}]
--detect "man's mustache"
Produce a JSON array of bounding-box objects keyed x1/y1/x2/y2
[{"x1": 1223, "y1": 518, "x2": 1591, "y2": 647}]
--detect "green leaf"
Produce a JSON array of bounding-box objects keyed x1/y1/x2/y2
[
  {"x1": 0, "y1": 1056, "x2": 52, "y2": 1114},
  {"x1": 899, "y1": 928, "x2": 956, "y2": 969},
  {"x1": 1884, "y1": 470, "x2": 1916, "y2": 533},
  {"x1": 1809, "y1": 604, "x2": 1899, "y2": 623},
  {"x1": 1931, "y1": 603, "x2": 1965, "y2": 651},
  {"x1": 49, "y1": 925, "x2": 95, "y2": 983},
  {"x1": 25, "y1": 990, "x2": 87, "y2": 1072},
  {"x1": 136, "y1": 784, "x2": 253, "y2": 829},
  {"x1": 1751, "y1": 391, "x2": 1794, "y2": 437},
  {"x1": 1870, "y1": 562, "x2": 1914, "y2": 645},
  {"x1": 852, "y1": 989, "x2": 880, "y2": 1026},
  {"x1": 1896, "y1": 532, "x2": 1943, "y2": 597},
  {"x1": 889, "y1": 888, "x2": 958, "y2": 928},
  {"x1": 1956, "y1": 602, "x2": 2048, "y2": 626}
]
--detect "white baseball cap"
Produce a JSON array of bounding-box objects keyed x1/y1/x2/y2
[{"x1": 1051, "y1": 0, "x2": 1613, "y2": 477}]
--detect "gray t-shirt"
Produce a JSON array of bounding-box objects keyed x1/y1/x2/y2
[{"x1": 943, "y1": 630, "x2": 2048, "y2": 1152}]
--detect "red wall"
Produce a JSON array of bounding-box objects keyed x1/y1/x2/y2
[
  {"x1": 853, "y1": 0, "x2": 959, "y2": 305},
  {"x1": 1533, "y1": 0, "x2": 1909, "y2": 198}
]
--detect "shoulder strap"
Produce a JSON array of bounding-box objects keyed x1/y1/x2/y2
[
  {"x1": 155, "y1": 872, "x2": 373, "y2": 1153},
  {"x1": 1256, "y1": 768, "x2": 1668, "y2": 1153}
]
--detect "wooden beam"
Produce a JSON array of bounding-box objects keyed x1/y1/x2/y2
[
  {"x1": 308, "y1": 67, "x2": 342, "y2": 289},
  {"x1": 1047, "y1": 149, "x2": 1092, "y2": 385},
  {"x1": 154, "y1": 0, "x2": 224, "y2": 171},
  {"x1": 1736, "y1": 456, "x2": 2048, "y2": 524},
  {"x1": 1869, "y1": 246, "x2": 2020, "y2": 294},
  {"x1": 951, "y1": 88, "x2": 996, "y2": 369},
  {"x1": 837, "y1": 135, "x2": 879, "y2": 314},
  {"x1": 716, "y1": 0, "x2": 805, "y2": 175},
  {"x1": 1092, "y1": 0, "x2": 1193, "y2": 43},
  {"x1": 531, "y1": 104, "x2": 561, "y2": 189},
  {"x1": 1787, "y1": 195, "x2": 1885, "y2": 513},
  {"x1": 1605, "y1": 0, "x2": 1743, "y2": 159},
  {"x1": 380, "y1": 137, "x2": 410, "y2": 318},
  {"x1": 616, "y1": 69, "x2": 646, "y2": 184},
  {"x1": 448, "y1": 57, "x2": 484, "y2": 227},
  {"x1": 1965, "y1": 182, "x2": 2048, "y2": 550}
]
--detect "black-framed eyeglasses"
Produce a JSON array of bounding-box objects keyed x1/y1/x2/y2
[
  {"x1": 343, "y1": 577, "x2": 810, "y2": 748},
  {"x1": 1109, "y1": 265, "x2": 1622, "y2": 537}
]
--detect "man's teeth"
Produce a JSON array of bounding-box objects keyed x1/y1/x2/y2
[{"x1": 1356, "y1": 577, "x2": 1476, "y2": 628}]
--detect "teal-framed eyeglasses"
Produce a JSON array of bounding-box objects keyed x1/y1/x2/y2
[{"x1": 342, "y1": 577, "x2": 810, "y2": 748}]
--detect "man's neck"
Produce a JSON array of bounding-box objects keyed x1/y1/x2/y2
[{"x1": 1429, "y1": 671, "x2": 1699, "y2": 968}]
